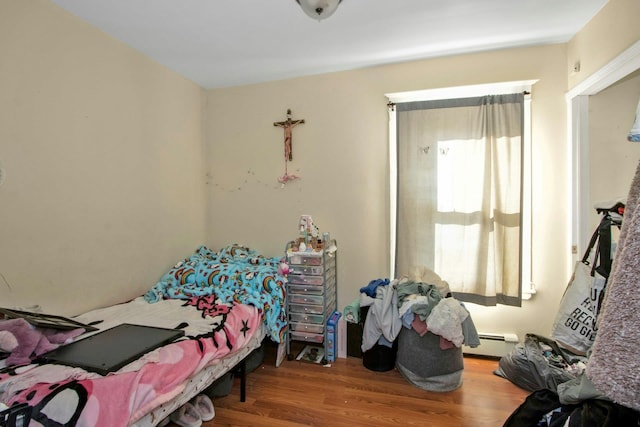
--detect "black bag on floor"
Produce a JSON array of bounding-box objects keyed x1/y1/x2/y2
[{"x1": 503, "y1": 388, "x2": 640, "y2": 427}]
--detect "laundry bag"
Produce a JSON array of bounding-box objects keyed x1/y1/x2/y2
[
  {"x1": 495, "y1": 333, "x2": 582, "y2": 392},
  {"x1": 395, "y1": 327, "x2": 463, "y2": 392}
]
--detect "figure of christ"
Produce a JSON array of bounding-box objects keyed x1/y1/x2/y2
[{"x1": 274, "y1": 109, "x2": 305, "y2": 161}]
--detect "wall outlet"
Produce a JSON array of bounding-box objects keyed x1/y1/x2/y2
[{"x1": 572, "y1": 61, "x2": 581, "y2": 73}]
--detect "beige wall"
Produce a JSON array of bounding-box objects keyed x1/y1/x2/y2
[
  {"x1": 568, "y1": 0, "x2": 640, "y2": 90},
  {"x1": 588, "y1": 70, "x2": 640, "y2": 230},
  {"x1": 205, "y1": 44, "x2": 571, "y2": 340},
  {"x1": 0, "y1": 0, "x2": 207, "y2": 316},
  {"x1": 1, "y1": 0, "x2": 635, "y2": 345},
  {"x1": 568, "y1": 0, "x2": 640, "y2": 251}
]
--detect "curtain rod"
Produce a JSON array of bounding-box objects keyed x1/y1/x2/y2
[{"x1": 388, "y1": 90, "x2": 530, "y2": 108}]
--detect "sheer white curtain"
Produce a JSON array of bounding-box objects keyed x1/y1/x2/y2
[{"x1": 395, "y1": 94, "x2": 523, "y2": 306}]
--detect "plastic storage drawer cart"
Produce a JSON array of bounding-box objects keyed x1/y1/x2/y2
[{"x1": 285, "y1": 240, "x2": 337, "y2": 363}]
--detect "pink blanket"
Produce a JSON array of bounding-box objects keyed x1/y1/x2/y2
[{"x1": 0, "y1": 297, "x2": 260, "y2": 426}]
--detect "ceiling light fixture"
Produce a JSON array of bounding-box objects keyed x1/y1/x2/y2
[{"x1": 295, "y1": 0, "x2": 342, "y2": 21}]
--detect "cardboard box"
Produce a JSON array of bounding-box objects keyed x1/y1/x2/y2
[{"x1": 325, "y1": 311, "x2": 341, "y2": 362}]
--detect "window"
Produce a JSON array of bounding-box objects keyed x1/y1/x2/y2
[{"x1": 387, "y1": 81, "x2": 535, "y2": 306}]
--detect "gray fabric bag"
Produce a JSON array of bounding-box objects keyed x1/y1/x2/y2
[{"x1": 395, "y1": 327, "x2": 463, "y2": 392}]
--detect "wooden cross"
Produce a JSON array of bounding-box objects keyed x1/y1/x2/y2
[{"x1": 274, "y1": 109, "x2": 305, "y2": 161}]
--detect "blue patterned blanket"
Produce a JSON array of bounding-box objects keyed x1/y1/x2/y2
[{"x1": 145, "y1": 244, "x2": 287, "y2": 342}]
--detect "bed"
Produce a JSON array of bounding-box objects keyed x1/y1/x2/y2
[{"x1": 0, "y1": 244, "x2": 287, "y2": 426}]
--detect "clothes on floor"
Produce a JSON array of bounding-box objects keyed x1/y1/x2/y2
[
  {"x1": 360, "y1": 278, "x2": 478, "y2": 351},
  {"x1": 503, "y1": 388, "x2": 640, "y2": 427},
  {"x1": 426, "y1": 297, "x2": 468, "y2": 347},
  {"x1": 396, "y1": 280, "x2": 478, "y2": 348},
  {"x1": 342, "y1": 298, "x2": 360, "y2": 323},
  {"x1": 396, "y1": 280, "x2": 442, "y2": 319},
  {"x1": 359, "y1": 278, "x2": 390, "y2": 297},
  {"x1": 360, "y1": 280, "x2": 402, "y2": 352}
]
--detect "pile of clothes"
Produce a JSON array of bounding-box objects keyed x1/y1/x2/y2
[
  {"x1": 358, "y1": 277, "x2": 480, "y2": 353},
  {"x1": 356, "y1": 268, "x2": 479, "y2": 392}
]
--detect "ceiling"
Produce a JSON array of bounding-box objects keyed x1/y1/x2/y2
[{"x1": 50, "y1": 0, "x2": 608, "y2": 89}]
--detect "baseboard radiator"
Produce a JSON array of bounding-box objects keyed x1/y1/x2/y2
[{"x1": 463, "y1": 332, "x2": 519, "y2": 358}]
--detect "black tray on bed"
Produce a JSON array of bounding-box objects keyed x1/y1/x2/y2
[
  {"x1": 38, "y1": 323, "x2": 184, "y2": 375},
  {"x1": 0, "y1": 307, "x2": 98, "y2": 332}
]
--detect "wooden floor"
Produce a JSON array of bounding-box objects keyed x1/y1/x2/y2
[{"x1": 164, "y1": 341, "x2": 530, "y2": 427}]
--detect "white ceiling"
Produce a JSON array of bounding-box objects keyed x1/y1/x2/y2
[{"x1": 50, "y1": 0, "x2": 608, "y2": 89}]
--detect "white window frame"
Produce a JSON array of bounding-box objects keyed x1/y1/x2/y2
[{"x1": 386, "y1": 80, "x2": 537, "y2": 299}]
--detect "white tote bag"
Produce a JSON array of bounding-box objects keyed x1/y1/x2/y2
[
  {"x1": 551, "y1": 211, "x2": 618, "y2": 355},
  {"x1": 550, "y1": 260, "x2": 605, "y2": 355}
]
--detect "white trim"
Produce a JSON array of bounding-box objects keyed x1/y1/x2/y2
[
  {"x1": 388, "y1": 107, "x2": 397, "y2": 279},
  {"x1": 521, "y1": 95, "x2": 534, "y2": 299},
  {"x1": 567, "y1": 40, "x2": 640, "y2": 99},
  {"x1": 570, "y1": 96, "x2": 590, "y2": 260},
  {"x1": 567, "y1": 40, "x2": 640, "y2": 257},
  {"x1": 386, "y1": 80, "x2": 538, "y2": 103}
]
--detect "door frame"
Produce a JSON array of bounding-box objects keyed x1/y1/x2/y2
[{"x1": 567, "y1": 40, "x2": 640, "y2": 259}]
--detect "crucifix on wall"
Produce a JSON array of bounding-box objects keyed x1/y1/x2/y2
[{"x1": 274, "y1": 109, "x2": 305, "y2": 161}]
